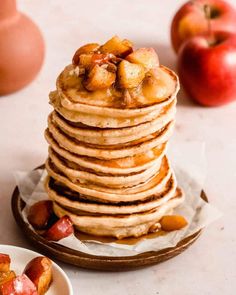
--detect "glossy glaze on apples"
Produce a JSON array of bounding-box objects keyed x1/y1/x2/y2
[{"x1": 67, "y1": 36, "x2": 176, "y2": 108}]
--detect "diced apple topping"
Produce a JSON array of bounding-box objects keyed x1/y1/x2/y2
[
  {"x1": 118, "y1": 60, "x2": 145, "y2": 88},
  {"x1": 142, "y1": 69, "x2": 168, "y2": 99},
  {"x1": 160, "y1": 215, "x2": 188, "y2": 231},
  {"x1": 73, "y1": 43, "x2": 100, "y2": 64},
  {"x1": 0, "y1": 274, "x2": 38, "y2": 295},
  {"x1": 126, "y1": 48, "x2": 159, "y2": 70},
  {"x1": 77, "y1": 53, "x2": 93, "y2": 69},
  {"x1": 83, "y1": 64, "x2": 116, "y2": 91},
  {"x1": 100, "y1": 36, "x2": 133, "y2": 57},
  {"x1": 79, "y1": 53, "x2": 115, "y2": 70},
  {"x1": 0, "y1": 254, "x2": 10, "y2": 272},
  {"x1": 0, "y1": 271, "x2": 16, "y2": 287},
  {"x1": 70, "y1": 37, "x2": 163, "y2": 95}
]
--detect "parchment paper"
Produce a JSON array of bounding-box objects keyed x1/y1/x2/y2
[{"x1": 14, "y1": 142, "x2": 222, "y2": 257}]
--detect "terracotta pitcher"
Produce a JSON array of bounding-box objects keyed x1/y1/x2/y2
[{"x1": 0, "y1": 0, "x2": 45, "y2": 95}]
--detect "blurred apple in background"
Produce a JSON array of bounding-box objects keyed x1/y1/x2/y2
[
  {"x1": 178, "y1": 31, "x2": 236, "y2": 106},
  {"x1": 171, "y1": 0, "x2": 236, "y2": 53}
]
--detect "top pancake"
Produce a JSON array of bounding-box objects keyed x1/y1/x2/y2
[{"x1": 50, "y1": 64, "x2": 179, "y2": 128}]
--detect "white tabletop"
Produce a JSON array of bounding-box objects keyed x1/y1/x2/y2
[{"x1": 1, "y1": 0, "x2": 236, "y2": 294}]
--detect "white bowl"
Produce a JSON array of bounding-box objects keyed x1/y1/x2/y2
[{"x1": 0, "y1": 244, "x2": 73, "y2": 295}]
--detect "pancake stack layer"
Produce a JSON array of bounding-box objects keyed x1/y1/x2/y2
[{"x1": 45, "y1": 36, "x2": 184, "y2": 239}]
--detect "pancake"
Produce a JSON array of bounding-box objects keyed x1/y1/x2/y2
[
  {"x1": 50, "y1": 94, "x2": 177, "y2": 129},
  {"x1": 45, "y1": 156, "x2": 173, "y2": 203},
  {"x1": 43, "y1": 38, "x2": 185, "y2": 239},
  {"x1": 47, "y1": 115, "x2": 174, "y2": 159},
  {"x1": 57, "y1": 65, "x2": 179, "y2": 114},
  {"x1": 51, "y1": 98, "x2": 176, "y2": 145},
  {"x1": 45, "y1": 174, "x2": 177, "y2": 215},
  {"x1": 52, "y1": 188, "x2": 184, "y2": 239},
  {"x1": 48, "y1": 148, "x2": 163, "y2": 188},
  {"x1": 45, "y1": 130, "x2": 167, "y2": 175}
]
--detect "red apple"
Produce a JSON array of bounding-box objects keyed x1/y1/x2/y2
[
  {"x1": 178, "y1": 31, "x2": 236, "y2": 106},
  {"x1": 0, "y1": 275, "x2": 38, "y2": 295},
  {"x1": 171, "y1": 0, "x2": 236, "y2": 53},
  {"x1": 43, "y1": 216, "x2": 74, "y2": 241}
]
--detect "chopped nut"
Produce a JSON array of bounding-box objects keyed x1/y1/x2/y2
[{"x1": 122, "y1": 89, "x2": 133, "y2": 108}]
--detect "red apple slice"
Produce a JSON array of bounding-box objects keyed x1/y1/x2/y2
[
  {"x1": 0, "y1": 274, "x2": 38, "y2": 295},
  {"x1": 27, "y1": 201, "x2": 53, "y2": 230},
  {"x1": 126, "y1": 48, "x2": 159, "y2": 70},
  {"x1": 44, "y1": 216, "x2": 74, "y2": 241},
  {"x1": 118, "y1": 60, "x2": 145, "y2": 88},
  {"x1": 24, "y1": 257, "x2": 52, "y2": 295},
  {"x1": 0, "y1": 254, "x2": 10, "y2": 272}
]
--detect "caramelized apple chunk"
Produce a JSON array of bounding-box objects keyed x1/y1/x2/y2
[
  {"x1": 160, "y1": 215, "x2": 188, "y2": 231},
  {"x1": 118, "y1": 60, "x2": 145, "y2": 88},
  {"x1": 0, "y1": 254, "x2": 10, "y2": 272},
  {"x1": 126, "y1": 48, "x2": 159, "y2": 70},
  {"x1": 24, "y1": 257, "x2": 52, "y2": 295},
  {"x1": 44, "y1": 216, "x2": 74, "y2": 241},
  {"x1": 83, "y1": 64, "x2": 116, "y2": 91},
  {"x1": 72, "y1": 43, "x2": 100, "y2": 64},
  {"x1": 27, "y1": 201, "x2": 53, "y2": 230},
  {"x1": 142, "y1": 70, "x2": 168, "y2": 99},
  {"x1": 79, "y1": 53, "x2": 114, "y2": 70},
  {"x1": 100, "y1": 35, "x2": 133, "y2": 57},
  {"x1": 0, "y1": 271, "x2": 16, "y2": 287}
]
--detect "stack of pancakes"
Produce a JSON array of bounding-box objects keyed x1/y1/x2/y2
[{"x1": 45, "y1": 37, "x2": 184, "y2": 239}]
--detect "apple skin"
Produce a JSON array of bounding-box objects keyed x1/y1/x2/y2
[
  {"x1": 24, "y1": 257, "x2": 52, "y2": 295},
  {"x1": 178, "y1": 31, "x2": 236, "y2": 106},
  {"x1": 0, "y1": 274, "x2": 38, "y2": 295},
  {"x1": 171, "y1": 0, "x2": 236, "y2": 53},
  {"x1": 43, "y1": 216, "x2": 74, "y2": 241},
  {"x1": 27, "y1": 200, "x2": 53, "y2": 230}
]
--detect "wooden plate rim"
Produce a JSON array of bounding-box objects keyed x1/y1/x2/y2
[{"x1": 11, "y1": 165, "x2": 207, "y2": 271}]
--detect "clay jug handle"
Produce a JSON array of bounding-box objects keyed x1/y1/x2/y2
[{"x1": 0, "y1": 0, "x2": 17, "y2": 20}]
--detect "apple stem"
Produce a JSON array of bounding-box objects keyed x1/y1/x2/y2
[
  {"x1": 203, "y1": 4, "x2": 215, "y2": 45},
  {"x1": 191, "y1": 1, "x2": 215, "y2": 45}
]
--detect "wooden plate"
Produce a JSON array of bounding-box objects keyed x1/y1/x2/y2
[{"x1": 11, "y1": 166, "x2": 207, "y2": 271}]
